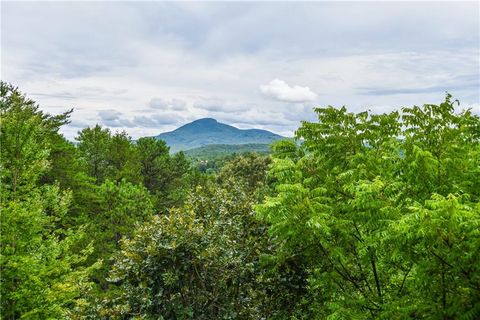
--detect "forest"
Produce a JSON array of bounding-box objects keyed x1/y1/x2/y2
[{"x1": 1, "y1": 81, "x2": 479, "y2": 319}]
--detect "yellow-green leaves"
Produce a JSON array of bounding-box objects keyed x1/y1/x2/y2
[{"x1": 258, "y1": 95, "x2": 480, "y2": 318}]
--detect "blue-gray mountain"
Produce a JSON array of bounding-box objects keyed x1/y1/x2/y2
[{"x1": 155, "y1": 118, "x2": 284, "y2": 152}]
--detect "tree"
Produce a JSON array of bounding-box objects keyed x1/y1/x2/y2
[
  {"x1": 0, "y1": 82, "x2": 97, "y2": 319},
  {"x1": 1, "y1": 188, "x2": 98, "y2": 319},
  {"x1": 0, "y1": 82, "x2": 71, "y2": 198},
  {"x1": 136, "y1": 137, "x2": 170, "y2": 191},
  {"x1": 257, "y1": 95, "x2": 480, "y2": 318},
  {"x1": 98, "y1": 179, "x2": 274, "y2": 319},
  {"x1": 217, "y1": 153, "x2": 271, "y2": 195},
  {"x1": 106, "y1": 131, "x2": 142, "y2": 184},
  {"x1": 86, "y1": 179, "x2": 154, "y2": 288},
  {"x1": 76, "y1": 125, "x2": 112, "y2": 184},
  {"x1": 39, "y1": 130, "x2": 102, "y2": 229},
  {"x1": 385, "y1": 194, "x2": 480, "y2": 319},
  {"x1": 136, "y1": 138, "x2": 192, "y2": 212}
]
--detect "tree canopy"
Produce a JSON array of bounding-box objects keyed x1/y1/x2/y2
[
  {"x1": 1, "y1": 82, "x2": 478, "y2": 319},
  {"x1": 257, "y1": 94, "x2": 480, "y2": 319}
]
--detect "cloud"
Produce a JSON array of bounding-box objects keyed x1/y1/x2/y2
[
  {"x1": 98, "y1": 109, "x2": 181, "y2": 129},
  {"x1": 68, "y1": 118, "x2": 92, "y2": 129},
  {"x1": 132, "y1": 113, "x2": 180, "y2": 128},
  {"x1": 30, "y1": 92, "x2": 76, "y2": 100},
  {"x1": 2, "y1": 2, "x2": 478, "y2": 140},
  {"x1": 192, "y1": 97, "x2": 249, "y2": 112},
  {"x1": 260, "y1": 79, "x2": 317, "y2": 103},
  {"x1": 149, "y1": 98, "x2": 187, "y2": 111},
  {"x1": 98, "y1": 109, "x2": 135, "y2": 127},
  {"x1": 98, "y1": 109, "x2": 122, "y2": 121},
  {"x1": 359, "y1": 73, "x2": 480, "y2": 96}
]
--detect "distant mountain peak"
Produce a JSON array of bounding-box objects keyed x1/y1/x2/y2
[
  {"x1": 192, "y1": 117, "x2": 217, "y2": 123},
  {"x1": 155, "y1": 118, "x2": 284, "y2": 152}
]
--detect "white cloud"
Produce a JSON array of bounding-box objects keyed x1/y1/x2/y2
[
  {"x1": 260, "y1": 79, "x2": 317, "y2": 103},
  {"x1": 1, "y1": 2, "x2": 478, "y2": 140},
  {"x1": 149, "y1": 98, "x2": 187, "y2": 111},
  {"x1": 192, "y1": 97, "x2": 250, "y2": 112},
  {"x1": 98, "y1": 109, "x2": 135, "y2": 127},
  {"x1": 98, "y1": 109, "x2": 122, "y2": 121}
]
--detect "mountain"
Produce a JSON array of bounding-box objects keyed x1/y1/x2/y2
[{"x1": 155, "y1": 118, "x2": 284, "y2": 152}]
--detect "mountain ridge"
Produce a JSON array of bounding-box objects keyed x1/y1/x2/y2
[{"x1": 155, "y1": 118, "x2": 284, "y2": 152}]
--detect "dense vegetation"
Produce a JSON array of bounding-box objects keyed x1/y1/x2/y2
[
  {"x1": 185, "y1": 143, "x2": 271, "y2": 173},
  {"x1": 1, "y1": 82, "x2": 479, "y2": 319}
]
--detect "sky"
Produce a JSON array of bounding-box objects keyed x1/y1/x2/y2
[{"x1": 1, "y1": 1, "x2": 479, "y2": 140}]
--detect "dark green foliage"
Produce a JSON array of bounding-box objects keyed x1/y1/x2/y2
[
  {"x1": 85, "y1": 179, "x2": 154, "y2": 287},
  {"x1": 73, "y1": 154, "x2": 274, "y2": 319},
  {"x1": 76, "y1": 127, "x2": 141, "y2": 185},
  {"x1": 106, "y1": 131, "x2": 142, "y2": 184},
  {"x1": 39, "y1": 132, "x2": 99, "y2": 228},
  {"x1": 100, "y1": 180, "x2": 273, "y2": 319},
  {"x1": 135, "y1": 137, "x2": 193, "y2": 212},
  {"x1": 136, "y1": 137, "x2": 170, "y2": 191}
]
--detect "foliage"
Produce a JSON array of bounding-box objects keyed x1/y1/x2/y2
[
  {"x1": 0, "y1": 82, "x2": 97, "y2": 319},
  {"x1": 76, "y1": 125, "x2": 112, "y2": 184},
  {"x1": 0, "y1": 82, "x2": 71, "y2": 197},
  {"x1": 1, "y1": 190, "x2": 98, "y2": 319},
  {"x1": 100, "y1": 180, "x2": 272, "y2": 319},
  {"x1": 86, "y1": 179, "x2": 154, "y2": 284},
  {"x1": 135, "y1": 137, "x2": 170, "y2": 191},
  {"x1": 185, "y1": 143, "x2": 271, "y2": 171},
  {"x1": 135, "y1": 137, "x2": 192, "y2": 212},
  {"x1": 257, "y1": 95, "x2": 480, "y2": 318},
  {"x1": 106, "y1": 131, "x2": 142, "y2": 184},
  {"x1": 217, "y1": 153, "x2": 271, "y2": 195},
  {"x1": 2, "y1": 82, "x2": 479, "y2": 320}
]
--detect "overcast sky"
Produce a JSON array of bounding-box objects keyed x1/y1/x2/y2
[{"x1": 2, "y1": 1, "x2": 479, "y2": 139}]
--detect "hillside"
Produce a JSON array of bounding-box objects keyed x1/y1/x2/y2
[
  {"x1": 184, "y1": 143, "x2": 271, "y2": 159},
  {"x1": 155, "y1": 118, "x2": 283, "y2": 152}
]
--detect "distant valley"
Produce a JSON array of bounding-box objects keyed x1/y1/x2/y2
[{"x1": 183, "y1": 143, "x2": 271, "y2": 160}]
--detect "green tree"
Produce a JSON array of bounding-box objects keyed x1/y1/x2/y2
[
  {"x1": 76, "y1": 124, "x2": 112, "y2": 184},
  {"x1": 0, "y1": 82, "x2": 97, "y2": 319},
  {"x1": 1, "y1": 188, "x2": 98, "y2": 319},
  {"x1": 0, "y1": 82, "x2": 71, "y2": 197},
  {"x1": 136, "y1": 137, "x2": 170, "y2": 191},
  {"x1": 97, "y1": 179, "x2": 154, "y2": 251},
  {"x1": 136, "y1": 138, "x2": 192, "y2": 212},
  {"x1": 106, "y1": 131, "x2": 142, "y2": 184},
  {"x1": 385, "y1": 194, "x2": 480, "y2": 319},
  {"x1": 99, "y1": 179, "x2": 273, "y2": 319},
  {"x1": 39, "y1": 131, "x2": 101, "y2": 228},
  {"x1": 156, "y1": 151, "x2": 192, "y2": 210},
  {"x1": 257, "y1": 96, "x2": 480, "y2": 318},
  {"x1": 86, "y1": 179, "x2": 154, "y2": 288},
  {"x1": 217, "y1": 153, "x2": 271, "y2": 195}
]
